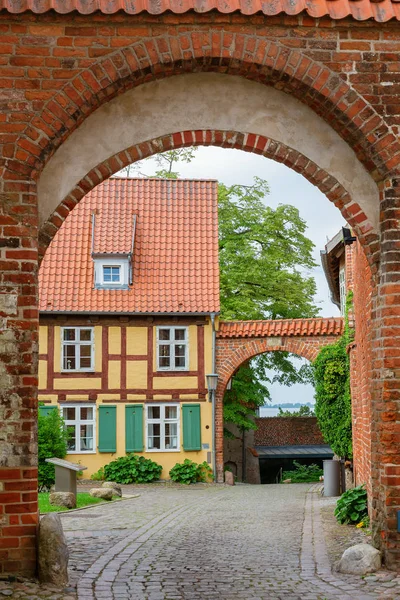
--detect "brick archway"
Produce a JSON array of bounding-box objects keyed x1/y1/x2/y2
[
  {"x1": 38, "y1": 129, "x2": 378, "y2": 264},
  {"x1": 1, "y1": 7, "x2": 400, "y2": 573},
  {"x1": 7, "y1": 31, "x2": 398, "y2": 186},
  {"x1": 214, "y1": 318, "x2": 344, "y2": 482}
]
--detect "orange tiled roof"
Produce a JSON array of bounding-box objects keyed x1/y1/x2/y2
[
  {"x1": 0, "y1": 0, "x2": 399, "y2": 20},
  {"x1": 39, "y1": 178, "x2": 220, "y2": 315},
  {"x1": 217, "y1": 318, "x2": 344, "y2": 338}
]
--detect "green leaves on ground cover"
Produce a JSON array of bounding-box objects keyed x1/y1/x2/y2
[
  {"x1": 169, "y1": 459, "x2": 213, "y2": 484},
  {"x1": 281, "y1": 461, "x2": 323, "y2": 483},
  {"x1": 335, "y1": 485, "x2": 368, "y2": 524},
  {"x1": 104, "y1": 453, "x2": 162, "y2": 484}
]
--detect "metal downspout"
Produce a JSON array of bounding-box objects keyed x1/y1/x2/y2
[{"x1": 210, "y1": 312, "x2": 217, "y2": 481}]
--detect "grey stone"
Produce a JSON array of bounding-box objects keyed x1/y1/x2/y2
[
  {"x1": 38, "y1": 513, "x2": 69, "y2": 586},
  {"x1": 337, "y1": 543, "x2": 381, "y2": 575},
  {"x1": 49, "y1": 491, "x2": 76, "y2": 509},
  {"x1": 102, "y1": 481, "x2": 122, "y2": 497},
  {"x1": 0, "y1": 590, "x2": 13, "y2": 596},
  {"x1": 90, "y1": 487, "x2": 113, "y2": 500},
  {"x1": 224, "y1": 471, "x2": 234, "y2": 486}
]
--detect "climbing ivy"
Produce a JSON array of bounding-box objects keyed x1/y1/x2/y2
[{"x1": 313, "y1": 292, "x2": 354, "y2": 459}]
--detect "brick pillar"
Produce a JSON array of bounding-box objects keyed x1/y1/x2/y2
[
  {"x1": 0, "y1": 180, "x2": 39, "y2": 576},
  {"x1": 371, "y1": 179, "x2": 400, "y2": 567}
]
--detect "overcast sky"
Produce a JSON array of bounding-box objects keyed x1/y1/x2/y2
[{"x1": 120, "y1": 146, "x2": 345, "y2": 405}]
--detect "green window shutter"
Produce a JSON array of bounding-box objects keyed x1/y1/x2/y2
[
  {"x1": 182, "y1": 404, "x2": 201, "y2": 451},
  {"x1": 125, "y1": 405, "x2": 143, "y2": 452},
  {"x1": 39, "y1": 405, "x2": 57, "y2": 417},
  {"x1": 98, "y1": 405, "x2": 117, "y2": 453}
]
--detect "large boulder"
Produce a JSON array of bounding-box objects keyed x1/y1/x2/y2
[
  {"x1": 49, "y1": 492, "x2": 76, "y2": 509},
  {"x1": 337, "y1": 544, "x2": 381, "y2": 575},
  {"x1": 38, "y1": 513, "x2": 69, "y2": 586},
  {"x1": 90, "y1": 487, "x2": 113, "y2": 500},
  {"x1": 102, "y1": 481, "x2": 122, "y2": 497}
]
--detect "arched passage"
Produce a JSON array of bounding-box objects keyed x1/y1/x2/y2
[{"x1": 214, "y1": 318, "x2": 344, "y2": 482}]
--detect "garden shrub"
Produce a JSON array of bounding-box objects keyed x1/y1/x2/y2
[
  {"x1": 38, "y1": 408, "x2": 69, "y2": 492},
  {"x1": 169, "y1": 459, "x2": 213, "y2": 484},
  {"x1": 335, "y1": 485, "x2": 368, "y2": 525},
  {"x1": 281, "y1": 461, "x2": 323, "y2": 483},
  {"x1": 90, "y1": 467, "x2": 105, "y2": 481},
  {"x1": 104, "y1": 454, "x2": 162, "y2": 484}
]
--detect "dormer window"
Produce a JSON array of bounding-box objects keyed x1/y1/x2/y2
[
  {"x1": 93, "y1": 257, "x2": 129, "y2": 289},
  {"x1": 91, "y1": 211, "x2": 136, "y2": 290}
]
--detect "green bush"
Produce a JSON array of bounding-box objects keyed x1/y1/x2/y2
[
  {"x1": 90, "y1": 467, "x2": 105, "y2": 481},
  {"x1": 313, "y1": 292, "x2": 353, "y2": 459},
  {"x1": 335, "y1": 485, "x2": 368, "y2": 525},
  {"x1": 169, "y1": 459, "x2": 213, "y2": 484},
  {"x1": 281, "y1": 461, "x2": 323, "y2": 483},
  {"x1": 104, "y1": 454, "x2": 162, "y2": 484},
  {"x1": 38, "y1": 408, "x2": 69, "y2": 492}
]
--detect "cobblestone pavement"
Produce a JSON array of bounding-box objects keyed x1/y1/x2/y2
[{"x1": 3, "y1": 483, "x2": 400, "y2": 600}]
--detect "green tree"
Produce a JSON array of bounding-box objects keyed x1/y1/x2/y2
[
  {"x1": 38, "y1": 408, "x2": 69, "y2": 491},
  {"x1": 277, "y1": 405, "x2": 315, "y2": 417}
]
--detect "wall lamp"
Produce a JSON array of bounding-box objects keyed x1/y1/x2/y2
[{"x1": 206, "y1": 373, "x2": 219, "y2": 403}]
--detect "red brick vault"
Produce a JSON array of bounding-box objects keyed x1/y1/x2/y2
[
  {"x1": 0, "y1": 0, "x2": 400, "y2": 574},
  {"x1": 215, "y1": 318, "x2": 344, "y2": 475}
]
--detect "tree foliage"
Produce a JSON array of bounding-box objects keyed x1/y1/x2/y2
[
  {"x1": 313, "y1": 293, "x2": 353, "y2": 458},
  {"x1": 278, "y1": 404, "x2": 315, "y2": 417},
  {"x1": 38, "y1": 408, "x2": 69, "y2": 491}
]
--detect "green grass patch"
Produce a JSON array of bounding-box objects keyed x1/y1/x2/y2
[{"x1": 39, "y1": 492, "x2": 108, "y2": 513}]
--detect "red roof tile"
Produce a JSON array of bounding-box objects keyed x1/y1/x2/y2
[
  {"x1": 1, "y1": 0, "x2": 399, "y2": 21},
  {"x1": 39, "y1": 178, "x2": 220, "y2": 315},
  {"x1": 217, "y1": 318, "x2": 344, "y2": 338}
]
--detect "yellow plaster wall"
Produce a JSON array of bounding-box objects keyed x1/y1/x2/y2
[
  {"x1": 108, "y1": 360, "x2": 121, "y2": 389},
  {"x1": 126, "y1": 361, "x2": 147, "y2": 389},
  {"x1": 94, "y1": 326, "x2": 102, "y2": 372},
  {"x1": 108, "y1": 327, "x2": 121, "y2": 354},
  {"x1": 153, "y1": 376, "x2": 198, "y2": 390},
  {"x1": 39, "y1": 326, "x2": 48, "y2": 355},
  {"x1": 127, "y1": 327, "x2": 148, "y2": 355},
  {"x1": 54, "y1": 327, "x2": 61, "y2": 372},
  {"x1": 38, "y1": 361, "x2": 47, "y2": 389},
  {"x1": 66, "y1": 400, "x2": 214, "y2": 479},
  {"x1": 188, "y1": 325, "x2": 197, "y2": 371},
  {"x1": 53, "y1": 378, "x2": 102, "y2": 390},
  {"x1": 38, "y1": 394, "x2": 58, "y2": 402}
]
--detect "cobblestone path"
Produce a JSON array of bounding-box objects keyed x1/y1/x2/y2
[
  {"x1": 60, "y1": 484, "x2": 397, "y2": 600},
  {"x1": 3, "y1": 484, "x2": 400, "y2": 600}
]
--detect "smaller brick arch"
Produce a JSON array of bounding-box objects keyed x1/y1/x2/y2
[{"x1": 214, "y1": 317, "x2": 344, "y2": 482}]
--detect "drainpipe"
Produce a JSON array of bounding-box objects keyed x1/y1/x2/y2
[{"x1": 210, "y1": 312, "x2": 217, "y2": 481}]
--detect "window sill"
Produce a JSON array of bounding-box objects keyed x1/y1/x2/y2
[
  {"x1": 66, "y1": 450, "x2": 96, "y2": 455},
  {"x1": 146, "y1": 448, "x2": 181, "y2": 452}
]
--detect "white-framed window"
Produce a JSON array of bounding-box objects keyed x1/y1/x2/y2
[
  {"x1": 146, "y1": 404, "x2": 180, "y2": 451},
  {"x1": 103, "y1": 265, "x2": 121, "y2": 284},
  {"x1": 339, "y1": 267, "x2": 346, "y2": 316},
  {"x1": 93, "y1": 257, "x2": 129, "y2": 288},
  {"x1": 156, "y1": 327, "x2": 188, "y2": 371},
  {"x1": 61, "y1": 327, "x2": 94, "y2": 372},
  {"x1": 62, "y1": 404, "x2": 96, "y2": 454}
]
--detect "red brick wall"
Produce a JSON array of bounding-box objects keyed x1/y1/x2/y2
[
  {"x1": 254, "y1": 417, "x2": 325, "y2": 447},
  {"x1": 350, "y1": 241, "x2": 373, "y2": 493}
]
